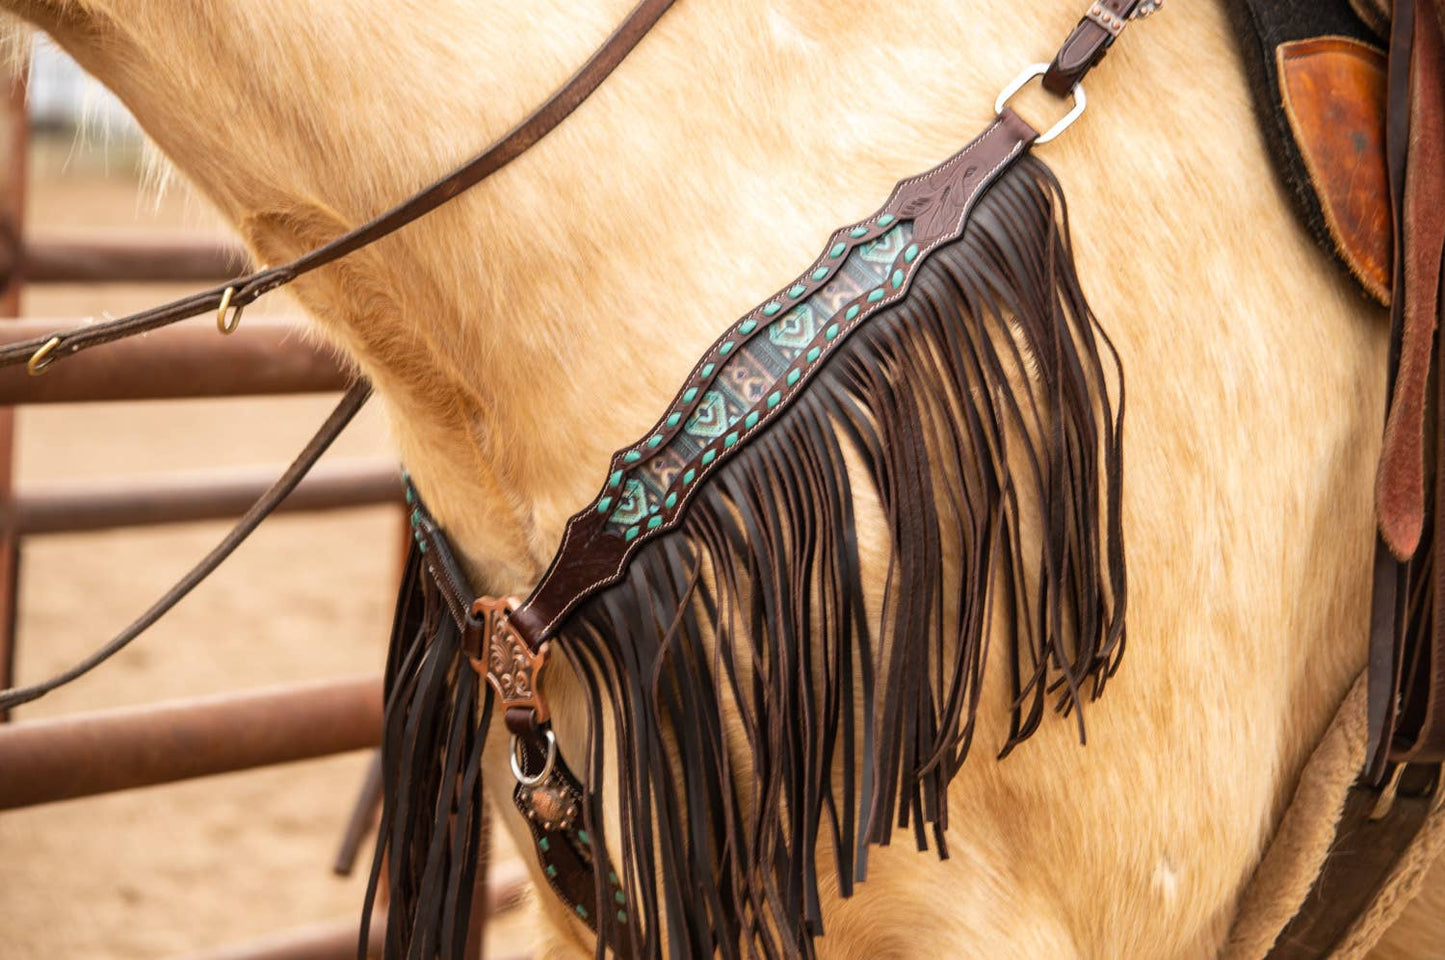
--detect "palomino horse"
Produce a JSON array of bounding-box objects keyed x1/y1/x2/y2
[{"x1": 7, "y1": 0, "x2": 1443, "y2": 956}]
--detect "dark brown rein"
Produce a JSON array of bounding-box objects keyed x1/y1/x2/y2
[{"x1": 0, "y1": 0, "x2": 677, "y2": 711}]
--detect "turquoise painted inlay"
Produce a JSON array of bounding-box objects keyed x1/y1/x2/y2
[
  {"x1": 539, "y1": 837, "x2": 550, "y2": 852},
  {"x1": 615, "y1": 891, "x2": 627, "y2": 905},
  {"x1": 618, "y1": 911, "x2": 629, "y2": 924},
  {"x1": 578, "y1": 830, "x2": 590, "y2": 845},
  {"x1": 647, "y1": 435, "x2": 663, "y2": 448},
  {"x1": 892, "y1": 269, "x2": 904, "y2": 289},
  {"x1": 597, "y1": 497, "x2": 613, "y2": 513},
  {"x1": 878, "y1": 214, "x2": 896, "y2": 227},
  {"x1": 608, "y1": 871, "x2": 619, "y2": 884},
  {"x1": 576, "y1": 905, "x2": 589, "y2": 919},
  {"x1": 546, "y1": 864, "x2": 557, "y2": 878},
  {"x1": 404, "y1": 486, "x2": 414, "y2": 505},
  {"x1": 597, "y1": 221, "x2": 915, "y2": 534},
  {"x1": 904, "y1": 243, "x2": 919, "y2": 263}
]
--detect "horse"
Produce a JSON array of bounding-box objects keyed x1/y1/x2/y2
[{"x1": 6, "y1": 0, "x2": 1442, "y2": 956}]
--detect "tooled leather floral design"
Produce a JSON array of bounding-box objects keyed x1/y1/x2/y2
[{"x1": 469, "y1": 596, "x2": 549, "y2": 721}]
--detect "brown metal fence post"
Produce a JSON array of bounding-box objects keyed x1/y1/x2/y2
[{"x1": 0, "y1": 57, "x2": 28, "y2": 723}]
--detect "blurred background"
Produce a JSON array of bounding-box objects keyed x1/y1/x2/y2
[{"x1": 0, "y1": 38, "x2": 531, "y2": 959}]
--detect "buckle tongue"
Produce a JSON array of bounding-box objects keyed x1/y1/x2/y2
[{"x1": 468, "y1": 596, "x2": 550, "y2": 724}]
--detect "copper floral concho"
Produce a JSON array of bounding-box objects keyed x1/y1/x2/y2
[{"x1": 468, "y1": 595, "x2": 550, "y2": 723}]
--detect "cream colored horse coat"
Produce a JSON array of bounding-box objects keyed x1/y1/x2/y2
[{"x1": 9, "y1": 0, "x2": 1444, "y2": 956}]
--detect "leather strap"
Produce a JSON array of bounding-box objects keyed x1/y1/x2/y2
[
  {"x1": 0, "y1": 379, "x2": 372, "y2": 711},
  {"x1": 1264, "y1": 764, "x2": 1442, "y2": 960},
  {"x1": 1, "y1": 0, "x2": 676, "y2": 373},
  {"x1": 1043, "y1": 0, "x2": 1151, "y2": 95}
]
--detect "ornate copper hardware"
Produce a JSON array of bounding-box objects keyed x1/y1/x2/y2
[{"x1": 468, "y1": 595, "x2": 550, "y2": 723}]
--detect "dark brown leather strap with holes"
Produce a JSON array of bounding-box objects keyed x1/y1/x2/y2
[
  {"x1": 0, "y1": 0, "x2": 676, "y2": 373},
  {"x1": 1043, "y1": 0, "x2": 1151, "y2": 94}
]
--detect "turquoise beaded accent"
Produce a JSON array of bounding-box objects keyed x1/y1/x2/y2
[
  {"x1": 845, "y1": 305, "x2": 860, "y2": 321},
  {"x1": 682, "y1": 387, "x2": 698, "y2": 404},
  {"x1": 767, "y1": 391, "x2": 782, "y2": 408},
  {"x1": 739, "y1": 318, "x2": 757, "y2": 334},
  {"x1": 664, "y1": 492, "x2": 677, "y2": 509},
  {"x1": 647, "y1": 435, "x2": 663, "y2": 448},
  {"x1": 788, "y1": 283, "x2": 807, "y2": 299},
  {"x1": 867, "y1": 288, "x2": 885, "y2": 303},
  {"x1": 787, "y1": 369, "x2": 802, "y2": 386},
  {"x1": 618, "y1": 911, "x2": 629, "y2": 924},
  {"x1": 826, "y1": 323, "x2": 839, "y2": 340},
  {"x1": 744, "y1": 411, "x2": 759, "y2": 429},
  {"x1": 877, "y1": 214, "x2": 896, "y2": 227},
  {"x1": 624, "y1": 450, "x2": 642, "y2": 463},
  {"x1": 904, "y1": 243, "x2": 919, "y2": 263},
  {"x1": 683, "y1": 468, "x2": 696, "y2": 485},
  {"x1": 608, "y1": 470, "x2": 622, "y2": 488},
  {"x1": 850, "y1": 225, "x2": 868, "y2": 238},
  {"x1": 625, "y1": 526, "x2": 640, "y2": 541},
  {"x1": 811, "y1": 267, "x2": 829, "y2": 281},
  {"x1": 578, "y1": 830, "x2": 590, "y2": 845},
  {"x1": 404, "y1": 486, "x2": 415, "y2": 505},
  {"x1": 719, "y1": 340, "x2": 734, "y2": 356},
  {"x1": 701, "y1": 363, "x2": 716, "y2": 378},
  {"x1": 546, "y1": 864, "x2": 557, "y2": 878},
  {"x1": 892, "y1": 269, "x2": 904, "y2": 289},
  {"x1": 647, "y1": 515, "x2": 663, "y2": 530},
  {"x1": 597, "y1": 497, "x2": 613, "y2": 513},
  {"x1": 615, "y1": 891, "x2": 627, "y2": 905},
  {"x1": 666, "y1": 412, "x2": 682, "y2": 427},
  {"x1": 576, "y1": 905, "x2": 589, "y2": 920},
  {"x1": 539, "y1": 837, "x2": 550, "y2": 852},
  {"x1": 762, "y1": 301, "x2": 783, "y2": 316},
  {"x1": 723, "y1": 431, "x2": 739, "y2": 448},
  {"x1": 829, "y1": 242, "x2": 847, "y2": 258},
  {"x1": 806, "y1": 346, "x2": 822, "y2": 363},
  {"x1": 702, "y1": 450, "x2": 717, "y2": 465}
]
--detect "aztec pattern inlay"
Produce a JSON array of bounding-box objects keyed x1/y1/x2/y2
[{"x1": 598, "y1": 222, "x2": 914, "y2": 538}]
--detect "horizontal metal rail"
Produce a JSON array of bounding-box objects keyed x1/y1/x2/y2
[
  {"x1": 11, "y1": 459, "x2": 401, "y2": 534},
  {"x1": 171, "y1": 914, "x2": 531, "y2": 960},
  {"x1": 0, "y1": 675, "x2": 382, "y2": 809},
  {"x1": 0, "y1": 317, "x2": 349, "y2": 403},
  {"x1": 20, "y1": 230, "x2": 249, "y2": 284}
]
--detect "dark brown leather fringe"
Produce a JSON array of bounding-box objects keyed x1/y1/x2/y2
[
  {"x1": 549, "y1": 155, "x2": 1127, "y2": 959},
  {"x1": 364, "y1": 544, "x2": 493, "y2": 960}
]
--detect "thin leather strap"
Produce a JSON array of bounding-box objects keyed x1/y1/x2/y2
[
  {"x1": 0, "y1": 0, "x2": 676, "y2": 372},
  {"x1": 0, "y1": 379, "x2": 372, "y2": 711},
  {"x1": 1042, "y1": 0, "x2": 1151, "y2": 95}
]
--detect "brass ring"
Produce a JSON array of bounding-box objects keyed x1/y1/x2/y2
[
  {"x1": 26, "y1": 335, "x2": 61, "y2": 377},
  {"x1": 216, "y1": 286, "x2": 244, "y2": 335}
]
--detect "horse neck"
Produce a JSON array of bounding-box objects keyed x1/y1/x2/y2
[{"x1": 15, "y1": 0, "x2": 1097, "y2": 592}]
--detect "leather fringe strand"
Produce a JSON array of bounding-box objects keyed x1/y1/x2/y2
[{"x1": 371, "y1": 153, "x2": 1126, "y2": 959}]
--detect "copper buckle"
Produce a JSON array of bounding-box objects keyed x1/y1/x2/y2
[{"x1": 468, "y1": 596, "x2": 550, "y2": 724}]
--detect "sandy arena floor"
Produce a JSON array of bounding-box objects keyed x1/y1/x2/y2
[{"x1": 0, "y1": 140, "x2": 537, "y2": 958}]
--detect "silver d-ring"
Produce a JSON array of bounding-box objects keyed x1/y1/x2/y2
[
  {"x1": 510, "y1": 729, "x2": 557, "y2": 787},
  {"x1": 994, "y1": 62, "x2": 1087, "y2": 145}
]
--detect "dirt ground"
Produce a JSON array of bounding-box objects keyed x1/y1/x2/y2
[{"x1": 0, "y1": 139, "x2": 537, "y2": 957}]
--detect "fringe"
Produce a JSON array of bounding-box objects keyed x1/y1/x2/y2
[
  {"x1": 370, "y1": 153, "x2": 1126, "y2": 959},
  {"x1": 560, "y1": 154, "x2": 1126, "y2": 958}
]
